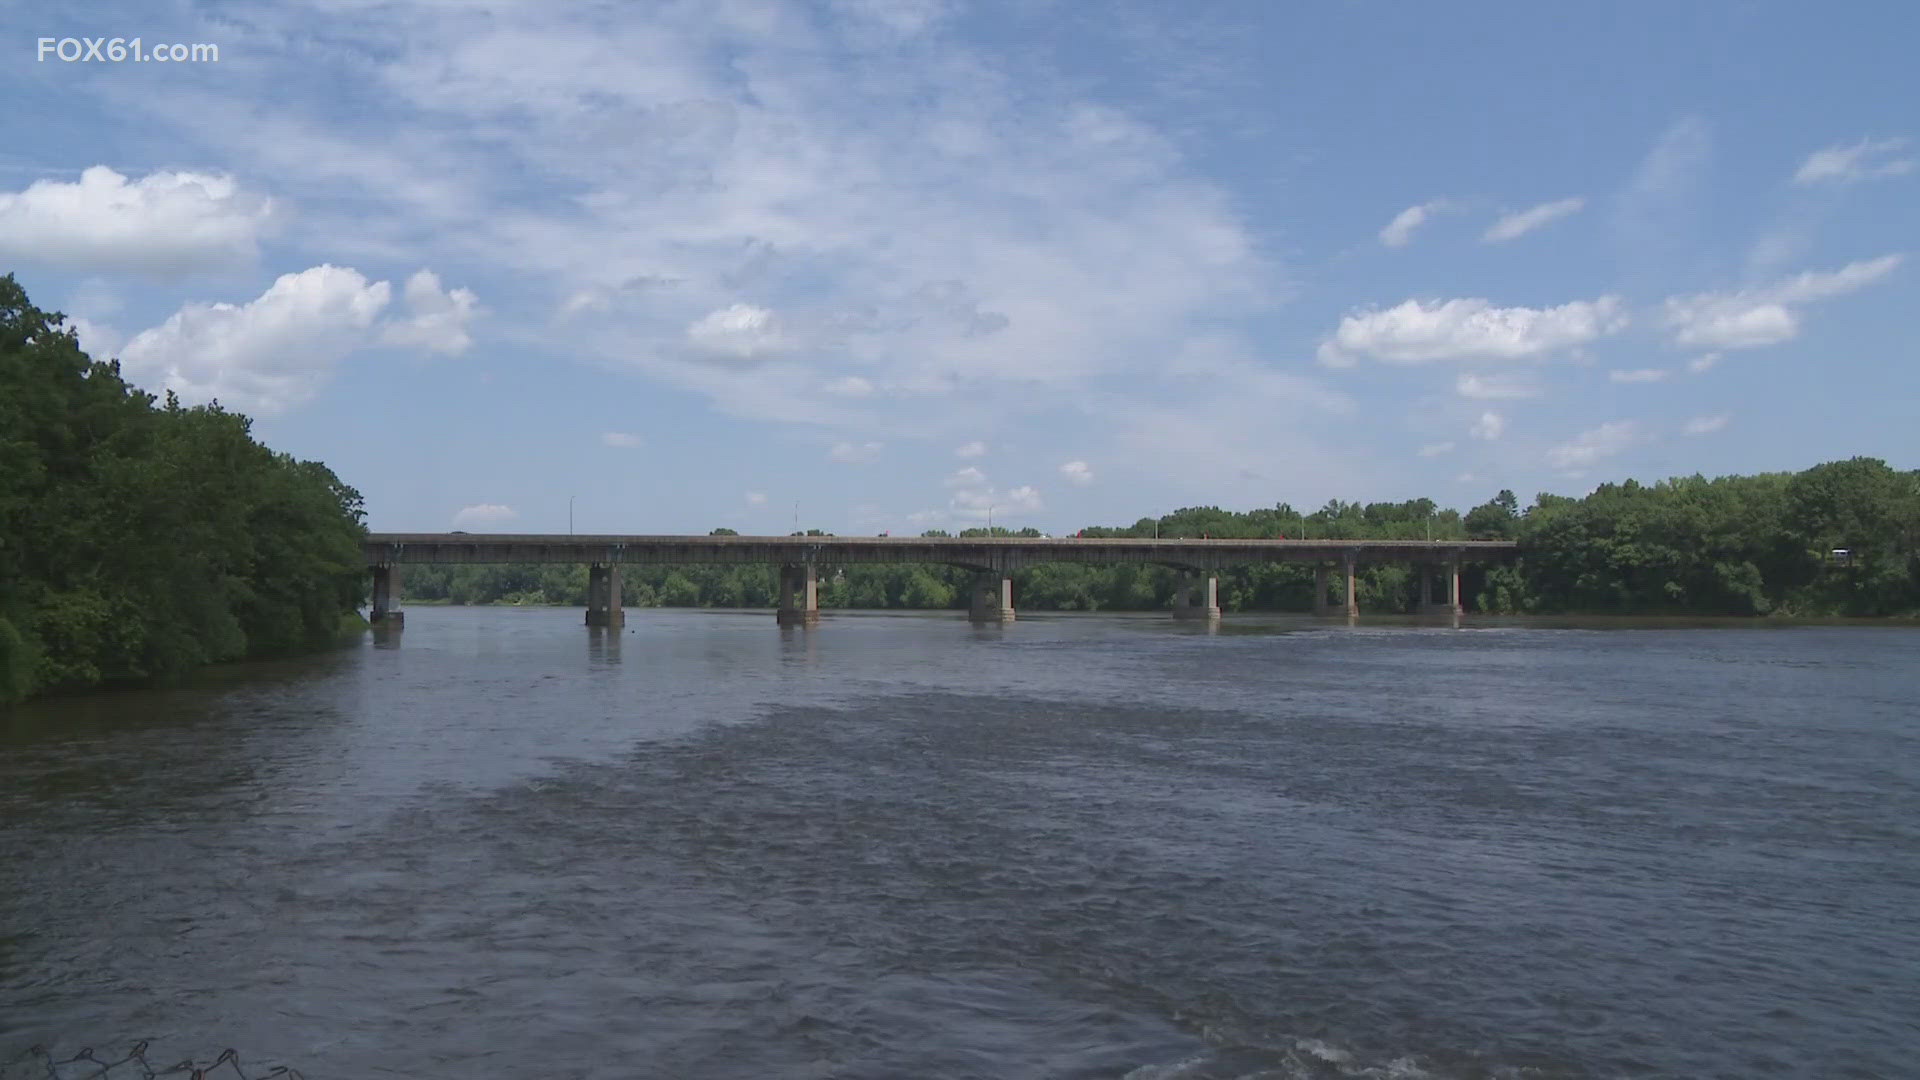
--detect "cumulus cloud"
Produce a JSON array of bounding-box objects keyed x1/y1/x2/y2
[
  {"x1": 1319, "y1": 296, "x2": 1626, "y2": 366},
  {"x1": 1608, "y1": 368, "x2": 1670, "y2": 383},
  {"x1": 1455, "y1": 372, "x2": 1540, "y2": 399},
  {"x1": 745, "y1": 491, "x2": 768, "y2": 505},
  {"x1": 1663, "y1": 254, "x2": 1902, "y2": 350},
  {"x1": 1546, "y1": 420, "x2": 1640, "y2": 469},
  {"x1": 451, "y1": 503, "x2": 518, "y2": 528},
  {"x1": 1687, "y1": 353, "x2": 1721, "y2": 374},
  {"x1": 60, "y1": 315, "x2": 123, "y2": 360},
  {"x1": 1682, "y1": 414, "x2": 1730, "y2": 436},
  {"x1": 935, "y1": 465, "x2": 1042, "y2": 520},
  {"x1": 1469, "y1": 411, "x2": 1505, "y2": 441},
  {"x1": 828, "y1": 440, "x2": 883, "y2": 463},
  {"x1": 119, "y1": 265, "x2": 391, "y2": 415},
  {"x1": 1793, "y1": 138, "x2": 1915, "y2": 185},
  {"x1": 110, "y1": 264, "x2": 477, "y2": 414},
  {"x1": 601, "y1": 432, "x2": 643, "y2": 448},
  {"x1": 1379, "y1": 200, "x2": 1445, "y2": 247},
  {"x1": 954, "y1": 441, "x2": 987, "y2": 459},
  {"x1": 1482, "y1": 196, "x2": 1586, "y2": 243},
  {"x1": 1417, "y1": 441, "x2": 1455, "y2": 457},
  {"x1": 380, "y1": 270, "x2": 480, "y2": 353},
  {"x1": 0, "y1": 166, "x2": 274, "y2": 274},
  {"x1": 1059, "y1": 460, "x2": 1093, "y2": 485},
  {"x1": 687, "y1": 303, "x2": 784, "y2": 360}
]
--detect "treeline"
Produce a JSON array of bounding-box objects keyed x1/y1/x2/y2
[
  {"x1": 1, "y1": 275, "x2": 369, "y2": 704},
  {"x1": 403, "y1": 464, "x2": 1920, "y2": 618}
]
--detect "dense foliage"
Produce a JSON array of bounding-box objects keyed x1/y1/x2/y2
[
  {"x1": 0, "y1": 275, "x2": 369, "y2": 703},
  {"x1": 403, "y1": 474, "x2": 1920, "y2": 619}
]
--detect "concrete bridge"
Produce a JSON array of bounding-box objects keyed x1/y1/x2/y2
[{"x1": 363, "y1": 533, "x2": 1517, "y2": 627}]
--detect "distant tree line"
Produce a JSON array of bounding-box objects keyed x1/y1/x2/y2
[
  {"x1": 1, "y1": 275, "x2": 368, "y2": 704},
  {"x1": 404, "y1": 465, "x2": 1920, "y2": 619}
]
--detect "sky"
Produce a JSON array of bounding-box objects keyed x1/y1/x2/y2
[{"x1": 3, "y1": 0, "x2": 1915, "y2": 535}]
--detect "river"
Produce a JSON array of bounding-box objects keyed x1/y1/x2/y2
[{"x1": 3, "y1": 608, "x2": 1917, "y2": 1078}]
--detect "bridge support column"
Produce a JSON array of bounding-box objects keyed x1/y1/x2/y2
[
  {"x1": 968, "y1": 571, "x2": 1015, "y2": 623},
  {"x1": 585, "y1": 563, "x2": 624, "y2": 627},
  {"x1": 1343, "y1": 553, "x2": 1360, "y2": 617},
  {"x1": 370, "y1": 564, "x2": 404, "y2": 626},
  {"x1": 777, "y1": 563, "x2": 820, "y2": 626},
  {"x1": 1313, "y1": 564, "x2": 1330, "y2": 616},
  {"x1": 1171, "y1": 572, "x2": 1221, "y2": 621},
  {"x1": 1447, "y1": 556, "x2": 1463, "y2": 616}
]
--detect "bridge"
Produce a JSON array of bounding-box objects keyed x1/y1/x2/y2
[{"x1": 363, "y1": 533, "x2": 1518, "y2": 627}]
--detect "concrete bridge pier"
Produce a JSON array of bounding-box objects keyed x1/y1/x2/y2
[
  {"x1": 1171, "y1": 572, "x2": 1221, "y2": 621},
  {"x1": 1313, "y1": 564, "x2": 1331, "y2": 616},
  {"x1": 776, "y1": 563, "x2": 820, "y2": 626},
  {"x1": 585, "y1": 563, "x2": 625, "y2": 627},
  {"x1": 968, "y1": 571, "x2": 1015, "y2": 623},
  {"x1": 1447, "y1": 556, "x2": 1463, "y2": 616},
  {"x1": 1417, "y1": 564, "x2": 1440, "y2": 614},
  {"x1": 1342, "y1": 553, "x2": 1360, "y2": 617},
  {"x1": 370, "y1": 564, "x2": 404, "y2": 626}
]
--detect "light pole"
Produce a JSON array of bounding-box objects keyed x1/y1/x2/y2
[
  {"x1": 987, "y1": 505, "x2": 995, "y2": 533},
  {"x1": 569, "y1": 495, "x2": 575, "y2": 535}
]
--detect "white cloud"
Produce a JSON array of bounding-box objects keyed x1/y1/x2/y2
[
  {"x1": 1482, "y1": 196, "x2": 1586, "y2": 243},
  {"x1": 1682, "y1": 414, "x2": 1730, "y2": 436},
  {"x1": 1417, "y1": 441, "x2": 1455, "y2": 457},
  {"x1": 938, "y1": 465, "x2": 1042, "y2": 519},
  {"x1": 0, "y1": 166, "x2": 274, "y2": 274},
  {"x1": 59, "y1": 316, "x2": 123, "y2": 360},
  {"x1": 1003, "y1": 485, "x2": 1043, "y2": 511},
  {"x1": 1319, "y1": 296, "x2": 1626, "y2": 366},
  {"x1": 1454, "y1": 472, "x2": 1480, "y2": 485},
  {"x1": 1663, "y1": 254, "x2": 1903, "y2": 349},
  {"x1": 1608, "y1": 368, "x2": 1670, "y2": 383},
  {"x1": 1379, "y1": 200, "x2": 1445, "y2": 248},
  {"x1": 828, "y1": 440, "x2": 883, "y2": 463},
  {"x1": 745, "y1": 491, "x2": 768, "y2": 506},
  {"x1": 601, "y1": 431, "x2": 643, "y2": 448},
  {"x1": 1469, "y1": 411, "x2": 1505, "y2": 441},
  {"x1": 109, "y1": 264, "x2": 477, "y2": 415},
  {"x1": 119, "y1": 265, "x2": 391, "y2": 415},
  {"x1": 1455, "y1": 372, "x2": 1540, "y2": 399},
  {"x1": 824, "y1": 375, "x2": 875, "y2": 397},
  {"x1": 687, "y1": 303, "x2": 784, "y2": 360},
  {"x1": 1793, "y1": 138, "x2": 1915, "y2": 185},
  {"x1": 380, "y1": 270, "x2": 480, "y2": 354},
  {"x1": 1687, "y1": 352, "x2": 1721, "y2": 374},
  {"x1": 1059, "y1": 460, "x2": 1093, "y2": 485},
  {"x1": 451, "y1": 503, "x2": 518, "y2": 529},
  {"x1": 954, "y1": 441, "x2": 987, "y2": 459},
  {"x1": 1546, "y1": 420, "x2": 1640, "y2": 470}
]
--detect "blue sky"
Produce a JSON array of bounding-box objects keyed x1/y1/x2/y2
[{"x1": 3, "y1": 0, "x2": 1915, "y2": 534}]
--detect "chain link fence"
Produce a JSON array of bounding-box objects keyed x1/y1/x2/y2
[{"x1": 1, "y1": 1044, "x2": 303, "y2": 1080}]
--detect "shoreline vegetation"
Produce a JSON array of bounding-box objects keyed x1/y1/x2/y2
[
  {"x1": 5, "y1": 273, "x2": 1917, "y2": 703},
  {"x1": 2, "y1": 276, "x2": 370, "y2": 704}
]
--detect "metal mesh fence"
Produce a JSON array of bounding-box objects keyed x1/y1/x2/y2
[{"x1": 1, "y1": 1044, "x2": 303, "y2": 1080}]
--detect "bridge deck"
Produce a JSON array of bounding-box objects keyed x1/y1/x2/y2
[{"x1": 363, "y1": 534, "x2": 1517, "y2": 570}]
